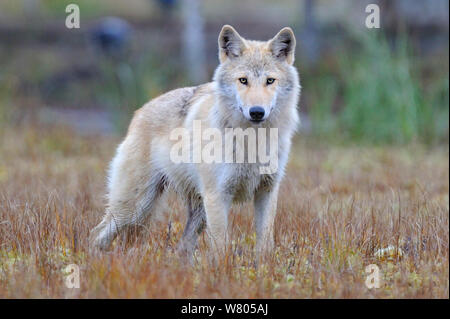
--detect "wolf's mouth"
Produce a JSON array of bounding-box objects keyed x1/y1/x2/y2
[{"x1": 250, "y1": 119, "x2": 264, "y2": 124}]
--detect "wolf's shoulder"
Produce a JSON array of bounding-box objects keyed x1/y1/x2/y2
[{"x1": 139, "y1": 82, "x2": 214, "y2": 116}]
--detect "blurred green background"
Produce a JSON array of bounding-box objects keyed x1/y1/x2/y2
[{"x1": 0, "y1": 0, "x2": 448, "y2": 145}]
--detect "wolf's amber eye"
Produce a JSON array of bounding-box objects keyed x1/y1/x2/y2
[
  {"x1": 266, "y1": 78, "x2": 276, "y2": 85},
  {"x1": 239, "y1": 78, "x2": 248, "y2": 85}
]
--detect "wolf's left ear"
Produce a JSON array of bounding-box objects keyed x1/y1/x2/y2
[
  {"x1": 218, "y1": 25, "x2": 247, "y2": 63},
  {"x1": 269, "y1": 27, "x2": 296, "y2": 65}
]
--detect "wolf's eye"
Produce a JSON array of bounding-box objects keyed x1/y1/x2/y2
[
  {"x1": 266, "y1": 78, "x2": 276, "y2": 85},
  {"x1": 239, "y1": 78, "x2": 248, "y2": 85}
]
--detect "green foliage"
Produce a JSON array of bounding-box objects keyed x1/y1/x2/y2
[
  {"x1": 41, "y1": 0, "x2": 103, "y2": 18},
  {"x1": 308, "y1": 32, "x2": 449, "y2": 145},
  {"x1": 0, "y1": 71, "x2": 13, "y2": 128},
  {"x1": 94, "y1": 54, "x2": 189, "y2": 133}
]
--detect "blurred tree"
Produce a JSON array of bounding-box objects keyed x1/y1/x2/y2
[
  {"x1": 180, "y1": 0, "x2": 207, "y2": 84},
  {"x1": 300, "y1": 0, "x2": 320, "y2": 65}
]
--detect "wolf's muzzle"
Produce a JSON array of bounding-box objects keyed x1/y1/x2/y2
[{"x1": 249, "y1": 106, "x2": 265, "y2": 122}]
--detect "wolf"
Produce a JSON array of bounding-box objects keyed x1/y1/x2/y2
[{"x1": 90, "y1": 25, "x2": 301, "y2": 256}]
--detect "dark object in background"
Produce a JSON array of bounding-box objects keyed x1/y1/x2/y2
[
  {"x1": 90, "y1": 17, "x2": 132, "y2": 58},
  {"x1": 156, "y1": 0, "x2": 177, "y2": 10},
  {"x1": 152, "y1": 0, "x2": 177, "y2": 26}
]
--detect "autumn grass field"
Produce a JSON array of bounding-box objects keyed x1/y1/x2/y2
[{"x1": 0, "y1": 124, "x2": 448, "y2": 298}]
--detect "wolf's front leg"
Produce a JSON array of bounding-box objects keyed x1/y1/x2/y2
[
  {"x1": 254, "y1": 183, "x2": 280, "y2": 254},
  {"x1": 202, "y1": 191, "x2": 230, "y2": 256}
]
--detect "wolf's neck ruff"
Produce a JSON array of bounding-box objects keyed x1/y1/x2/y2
[{"x1": 169, "y1": 119, "x2": 279, "y2": 174}]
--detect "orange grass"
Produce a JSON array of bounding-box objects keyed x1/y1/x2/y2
[{"x1": 0, "y1": 125, "x2": 448, "y2": 298}]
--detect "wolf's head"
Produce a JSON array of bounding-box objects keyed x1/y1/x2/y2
[{"x1": 213, "y1": 25, "x2": 300, "y2": 126}]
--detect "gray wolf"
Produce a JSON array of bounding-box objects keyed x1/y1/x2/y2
[{"x1": 90, "y1": 25, "x2": 301, "y2": 257}]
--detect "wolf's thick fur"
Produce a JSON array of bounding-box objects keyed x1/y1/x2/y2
[{"x1": 90, "y1": 25, "x2": 300, "y2": 255}]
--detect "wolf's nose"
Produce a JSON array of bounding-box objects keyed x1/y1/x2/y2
[{"x1": 249, "y1": 106, "x2": 265, "y2": 121}]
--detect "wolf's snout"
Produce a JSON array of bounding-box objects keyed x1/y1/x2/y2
[{"x1": 249, "y1": 106, "x2": 265, "y2": 122}]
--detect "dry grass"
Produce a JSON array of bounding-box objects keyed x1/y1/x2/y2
[{"x1": 0, "y1": 125, "x2": 448, "y2": 298}]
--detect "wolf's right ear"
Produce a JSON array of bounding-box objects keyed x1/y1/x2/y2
[{"x1": 218, "y1": 25, "x2": 246, "y2": 63}]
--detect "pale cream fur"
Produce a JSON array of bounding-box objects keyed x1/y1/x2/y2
[{"x1": 90, "y1": 25, "x2": 301, "y2": 257}]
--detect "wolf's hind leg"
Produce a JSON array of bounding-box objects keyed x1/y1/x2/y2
[
  {"x1": 177, "y1": 199, "x2": 206, "y2": 257},
  {"x1": 89, "y1": 213, "x2": 119, "y2": 251},
  {"x1": 90, "y1": 133, "x2": 167, "y2": 251},
  {"x1": 90, "y1": 172, "x2": 166, "y2": 251}
]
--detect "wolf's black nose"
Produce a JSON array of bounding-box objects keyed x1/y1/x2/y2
[{"x1": 249, "y1": 106, "x2": 265, "y2": 121}]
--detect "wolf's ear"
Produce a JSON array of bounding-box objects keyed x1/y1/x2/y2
[
  {"x1": 269, "y1": 27, "x2": 296, "y2": 65},
  {"x1": 218, "y1": 25, "x2": 246, "y2": 63}
]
